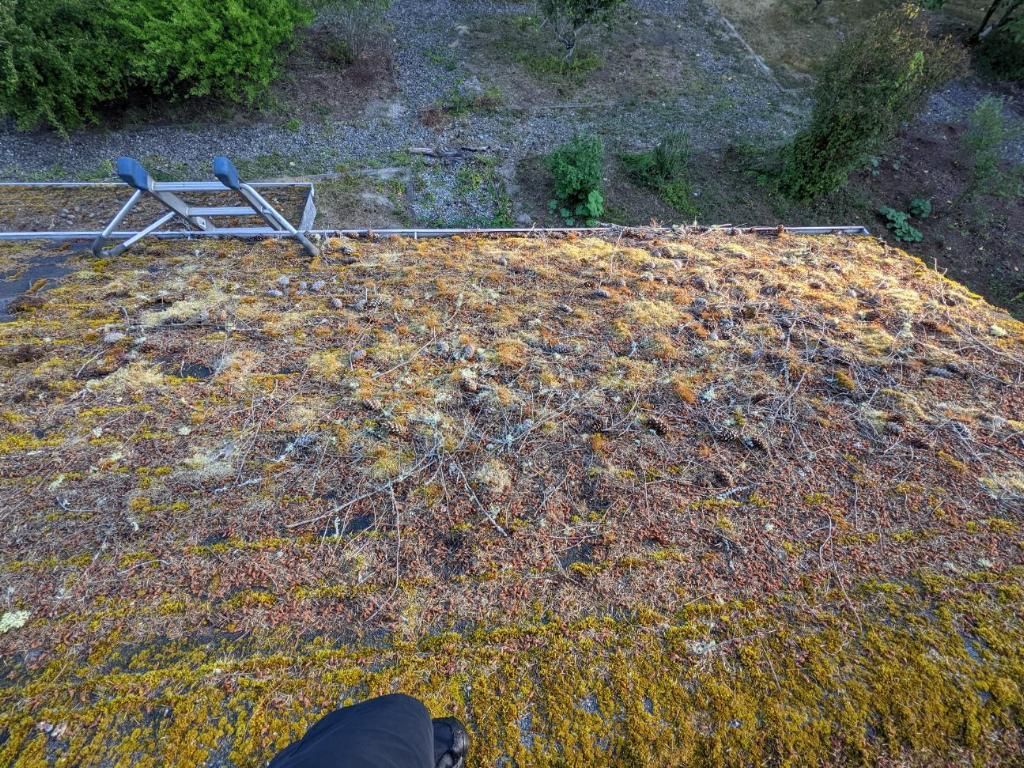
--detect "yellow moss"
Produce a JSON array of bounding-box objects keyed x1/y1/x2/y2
[
  {"x1": 0, "y1": 431, "x2": 63, "y2": 455},
  {"x1": 368, "y1": 445, "x2": 414, "y2": 481},
  {"x1": 937, "y1": 450, "x2": 968, "y2": 474},
  {"x1": 625, "y1": 300, "x2": 682, "y2": 329},
  {"x1": 834, "y1": 370, "x2": 856, "y2": 391},
  {"x1": 2, "y1": 572, "x2": 1022, "y2": 767},
  {"x1": 88, "y1": 361, "x2": 166, "y2": 394},
  {"x1": 803, "y1": 492, "x2": 830, "y2": 507},
  {"x1": 671, "y1": 375, "x2": 697, "y2": 405},
  {"x1": 2, "y1": 232, "x2": 1024, "y2": 767},
  {"x1": 494, "y1": 338, "x2": 527, "y2": 367},
  {"x1": 140, "y1": 287, "x2": 231, "y2": 328},
  {"x1": 224, "y1": 589, "x2": 278, "y2": 609},
  {"x1": 307, "y1": 350, "x2": 346, "y2": 381}
]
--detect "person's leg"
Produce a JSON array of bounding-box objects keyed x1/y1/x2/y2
[{"x1": 269, "y1": 694, "x2": 434, "y2": 768}]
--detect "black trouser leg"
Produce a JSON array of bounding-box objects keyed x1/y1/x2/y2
[{"x1": 268, "y1": 694, "x2": 435, "y2": 768}]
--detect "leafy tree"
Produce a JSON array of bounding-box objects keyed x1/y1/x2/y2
[
  {"x1": 537, "y1": 0, "x2": 624, "y2": 62},
  {"x1": 780, "y1": 5, "x2": 964, "y2": 201}
]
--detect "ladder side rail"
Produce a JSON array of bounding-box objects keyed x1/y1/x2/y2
[
  {"x1": 239, "y1": 183, "x2": 319, "y2": 256},
  {"x1": 91, "y1": 188, "x2": 144, "y2": 256},
  {"x1": 100, "y1": 211, "x2": 178, "y2": 257}
]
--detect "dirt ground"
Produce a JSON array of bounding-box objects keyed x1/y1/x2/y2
[{"x1": 856, "y1": 122, "x2": 1024, "y2": 317}]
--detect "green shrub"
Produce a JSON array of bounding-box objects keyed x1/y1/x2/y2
[
  {"x1": 780, "y1": 6, "x2": 964, "y2": 201},
  {"x1": 547, "y1": 134, "x2": 604, "y2": 226},
  {"x1": 440, "y1": 85, "x2": 503, "y2": 116},
  {"x1": 909, "y1": 197, "x2": 932, "y2": 218},
  {"x1": 622, "y1": 133, "x2": 687, "y2": 186},
  {"x1": 879, "y1": 206, "x2": 924, "y2": 242},
  {"x1": 622, "y1": 133, "x2": 698, "y2": 217},
  {"x1": 0, "y1": 0, "x2": 312, "y2": 133},
  {"x1": 659, "y1": 179, "x2": 699, "y2": 218},
  {"x1": 960, "y1": 95, "x2": 1022, "y2": 201},
  {"x1": 0, "y1": 1, "x2": 129, "y2": 132}
]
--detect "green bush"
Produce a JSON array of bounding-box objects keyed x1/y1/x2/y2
[
  {"x1": 0, "y1": 2, "x2": 129, "y2": 132},
  {"x1": 622, "y1": 132, "x2": 687, "y2": 186},
  {"x1": 0, "y1": 0, "x2": 312, "y2": 133},
  {"x1": 780, "y1": 6, "x2": 964, "y2": 201},
  {"x1": 960, "y1": 95, "x2": 1022, "y2": 201},
  {"x1": 622, "y1": 133, "x2": 698, "y2": 217},
  {"x1": 547, "y1": 134, "x2": 604, "y2": 226}
]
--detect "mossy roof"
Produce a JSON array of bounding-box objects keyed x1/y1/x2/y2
[{"x1": 1, "y1": 231, "x2": 1022, "y2": 766}]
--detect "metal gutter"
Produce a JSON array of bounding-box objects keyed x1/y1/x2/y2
[
  {"x1": 0, "y1": 225, "x2": 870, "y2": 242},
  {"x1": 0, "y1": 181, "x2": 312, "y2": 189}
]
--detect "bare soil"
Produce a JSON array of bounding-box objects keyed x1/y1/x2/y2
[{"x1": 856, "y1": 121, "x2": 1024, "y2": 318}]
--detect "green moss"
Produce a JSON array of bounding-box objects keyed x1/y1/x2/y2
[
  {"x1": 1, "y1": 573, "x2": 1022, "y2": 767},
  {"x1": 224, "y1": 589, "x2": 278, "y2": 609},
  {"x1": 803, "y1": 492, "x2": 831, "y2": 507}
]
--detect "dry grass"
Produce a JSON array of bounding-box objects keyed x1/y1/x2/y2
[{"x1": 1, "y1": 230, "x2": 1022, "y2": 766}]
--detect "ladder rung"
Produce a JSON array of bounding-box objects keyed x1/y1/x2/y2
[
  {"x1": 152, "y1": 181, "x2": 232, "y2": 193},
  {"x1": 208, "y1": 227, "x2": 284, "y2": 235},
  {"x1": 188, "y1": 206, "x2": 256, "y2": 217}
]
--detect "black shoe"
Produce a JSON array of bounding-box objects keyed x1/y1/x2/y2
[{"x1": 432, "y1": 717, "x2": 468, "y2": 768}]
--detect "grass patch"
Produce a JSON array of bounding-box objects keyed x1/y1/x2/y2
[
  {"x1": 519, "y1": 50, "x2": 602, "y2": 79},
  {"x1": 233, "y1": 152, "x2": 328, "y2": 179},
  {"x1": 621, "y1": 133, "x2": 699, "y2": 218}
]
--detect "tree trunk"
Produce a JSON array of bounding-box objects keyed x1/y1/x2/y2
[
  {"x1": 995, "y1": 0, "x2": 1024, "y2": 30},
  {"x1": 971, "y1": 0, "x2": 1004, "y2": 44},
  {"x1": 562, "y1": 38, "x2": 577, "y2": 62},
  {"x1": 558, "y1": 26, "x2": 578, "y2": 62}
]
